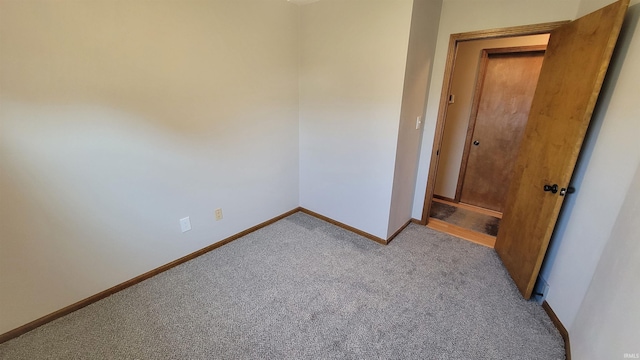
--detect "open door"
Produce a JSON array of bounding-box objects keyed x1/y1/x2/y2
[{"x1": 495, "y1": 0, "x2": 629, "y2": 299}]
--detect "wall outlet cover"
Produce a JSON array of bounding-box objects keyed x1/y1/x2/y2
[
  {"x1": 180, "y1": 217, "x2": 192, "y2": 233},
  {"x1": 532, "y1": 277, "x2": 550, "y2": 304}
]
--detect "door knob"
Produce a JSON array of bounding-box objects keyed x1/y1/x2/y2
[
  {"x1": 473, "y1": 140, "x2": 480, "y2": 146},
  {"x1": 560, "y1": 186, "x2": 576, "y2": 196},
  {"x1": 543, "y1": 184, "x2": 558, "y2": 194}
]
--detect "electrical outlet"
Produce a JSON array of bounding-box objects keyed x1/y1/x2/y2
[
  {"x1": 415, "y1": 116, "x2": 422, "y2": 130},
  {"x1": 540, "y1": 279, "x2": 550, "y2": 297},
  {"x1": 214, "y1": 208, "x2": 223, "y2": 221},
  {"x1": 180, "y1": 217, "x2": 191, "y2": 233}
]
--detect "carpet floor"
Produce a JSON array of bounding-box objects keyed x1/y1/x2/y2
[{"x1": 0, "y1": 212, "x2": 564, "y2": 359}]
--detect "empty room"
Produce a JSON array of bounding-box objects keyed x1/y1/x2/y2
[{"x1": 1, "y1": 0, "x2": 638, "y2": 359}]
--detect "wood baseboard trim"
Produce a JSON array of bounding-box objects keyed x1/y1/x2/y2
[
  {"x1": 1, "y1": 207, "x2": 417, "y2": 343},
  {"x1": 410, "y1": 218, "x2": 424, "y2": 225},
  {"x1": 298, "y1": 208, "x2": 388, "y2": 245},
  {"x1": 386, "y1": 220, "x2": 412, "y2": 245},
  {"x1": 426, "y1": 217, "x2": 496, "y2": 248},
  {"x1": 0, "y1": 207, "x2": 301, "y2": 345},
  {"x1": 542, "y1": 301, "x2": 571, "y2": 360}
]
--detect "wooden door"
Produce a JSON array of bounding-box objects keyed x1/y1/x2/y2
[
  {"x1": 495, "y1": 0, "x2": 629, "y2": 299},
  {"x1": 458, "y1": 47, "x2": 545, "y2": 212}
]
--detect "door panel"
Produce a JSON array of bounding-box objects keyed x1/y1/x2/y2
[
  {"x1": 459, "y1": 50, "x2": 545, "y2": 212},
  {"x1": 495, "y1": 0, "x2": 629, "y2": 298}
]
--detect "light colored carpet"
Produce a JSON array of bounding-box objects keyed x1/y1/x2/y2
[{"x1": 0, "y1": 212, "x2": 564, "y2": 359}]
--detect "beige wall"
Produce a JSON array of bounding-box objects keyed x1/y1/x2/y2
[
  {"x1": 434, "y1": 34, "x2": 549, "y2": 199},
  {"x1": 571, "y1": 164, "x2": 640, "y2": 359},
  {"x1": 0, "y1": 1, "x2": 300, "y2": 333},
  {"x1": 412, "y1": 0, "x2": 581, "y2": 217},
  {"x1": 387, "y1": 0, "x2": 443, "y2": 237},
  {"x1": 5, "y1": 0, "x2": 636, "y2": 351},
  {"x1": 298, "y1": 0, "x2": 414, "y2": 239}
]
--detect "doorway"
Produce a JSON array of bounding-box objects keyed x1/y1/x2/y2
[
  {"x1": 422, "y1": 0, "x2": 628, "y2": 299},
  {"x1": 421, "y1": 22, "x2": 567, "y2": 246}
]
